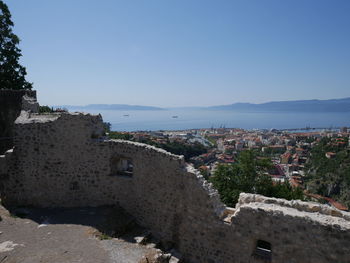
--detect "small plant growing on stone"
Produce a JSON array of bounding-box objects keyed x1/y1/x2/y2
[{"x1": 97, "y1": 232, "x2": 113, "y2": 240}]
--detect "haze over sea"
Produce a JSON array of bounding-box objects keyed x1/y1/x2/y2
[{"x1": 66, "y1": 107, "x2": 350, "y2": 131}]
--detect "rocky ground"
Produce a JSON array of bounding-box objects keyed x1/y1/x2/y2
[{"x1": 0, "y1": 204, "x2": 180, "y2": 263}]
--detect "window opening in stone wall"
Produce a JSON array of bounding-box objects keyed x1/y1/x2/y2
[
  {"x1": 253, "y1": 239, "x2": 272, "y2": 261},
  {"x1": 110, "y1": 156, "x2": 133, "y2": 177}
]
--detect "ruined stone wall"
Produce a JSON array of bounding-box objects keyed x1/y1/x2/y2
[
  {"x1": 1, "y1": 112, "x2": 350, "y2": 263},
  {"x1": 0, "y1": 89, "x2": 38, "y2": 154}
]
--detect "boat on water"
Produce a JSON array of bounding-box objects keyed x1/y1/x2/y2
[
  {"x1": 172, "y1": 116, "x2": 178, "y2": 118},
  {"x1": 123, "y1": 114, "x2": 130, "y2": 117}
]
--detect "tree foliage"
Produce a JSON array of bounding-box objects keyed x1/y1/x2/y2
[
  {"x1": 159, "y1": 140, "x2": 208, "y2": 161},
  {"x1": 38, "y1": 105, "x2": 54, "y2": 113},
  {"x1": 103, "y1": 122, "x2": 112, "y2": 133},
  {"x1": 108, "y1": 131, "x2": 133, "y2": 140},
  {"x1": 210, "y1": 150, "x2": 304, "y2": 207},
  {"x1": 0, "y1": 0, "x2": 32, "y2": 90},
  {"x1": 138, "y1": 137, "x2": 208, "y2": 161}
]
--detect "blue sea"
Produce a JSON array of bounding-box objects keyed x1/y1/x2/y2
[{"x1": 66, "y1": 107, "x2": 350, "y2": 131}]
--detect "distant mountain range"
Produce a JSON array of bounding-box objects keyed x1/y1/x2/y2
[
  {"x1": 58, "y1": 97, "x2": 350, "y2": 112},
  {"x1": 207, "y1": 98, "x2": 350, "y2": 112},
  {"x1": 58, "y1": 104, "x2": 164, "y2": 111}
]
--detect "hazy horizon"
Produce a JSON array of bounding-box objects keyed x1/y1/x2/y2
[
  {"x1": 7, "y1": 0, "x2": 350, "y2": 107},
  {"x1": 57, "y1": 96, "x2": 350, "y2": 108}
]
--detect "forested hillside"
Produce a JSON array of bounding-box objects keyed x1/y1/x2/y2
[{"x1": 304, "y1": 136, "x2": 350, "y2": 207}]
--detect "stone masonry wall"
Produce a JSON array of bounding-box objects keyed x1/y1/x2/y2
[
  {"x1": 0, "y1": 89, "x2": 38, "y2": 154},
  {"x1": 0, "y1": 111, "x2": 350, "y2": 263}
]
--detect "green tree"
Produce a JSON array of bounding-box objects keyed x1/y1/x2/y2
[
  {"x1": 210, "y1": 150, "x2": 304, "y2": 207},
  {"x1": 108, "y1": 131, "x2": 133, "y2": 140},
  {"x1": 103, "y1": 122, "x2": 112, "y2": 133},
  {"x1": 0, "y1": 0, "x2": 32, "y2": 90},
  {"x1": 210, "y1": 164, "x2": 242, "y2": 206},
  {"x1": 39, "y1": 105, "x2": 54, "y2": 113}
]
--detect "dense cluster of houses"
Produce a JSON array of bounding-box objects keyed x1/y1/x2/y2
[{"x1": 119, "y1": 127, "x2": 350, "y2": 210}]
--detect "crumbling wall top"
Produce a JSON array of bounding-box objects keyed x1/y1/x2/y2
[
  {"x1": 107, "y1": 138, "x2": 185, "y2": 161},
  {"x1": 235, "y1": 193, "x2": 350, "y2": 227},
  {"x1": 15, "y1": 111, "x2": 60, "y2": 124}
]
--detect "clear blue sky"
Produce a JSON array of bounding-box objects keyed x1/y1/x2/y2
[{"x1": 7, "y1": 0, "x2": 350, "y2": 107}]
